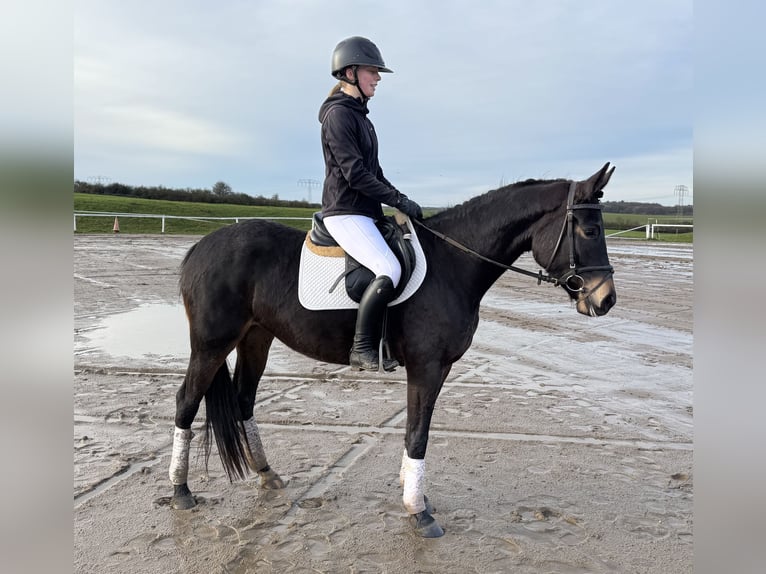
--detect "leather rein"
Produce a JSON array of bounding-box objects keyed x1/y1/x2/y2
[{"x1": 412, "y1": 181, "x2": 614, "y2": 292}]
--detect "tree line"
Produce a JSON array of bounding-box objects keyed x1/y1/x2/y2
[
  {"x1": 600, "y1": 200, "x2": 693, "y2": 216},
  {"x1": 73, "y1": 180, "x2": 318, "y2": 208},
  {"x1": 74, "y1": 181, "x2": 691, "y2": 215}
]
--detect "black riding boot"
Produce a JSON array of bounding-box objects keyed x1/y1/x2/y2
[{"x1": 350, "y1": 276, "x2": 399, "y2": 372}]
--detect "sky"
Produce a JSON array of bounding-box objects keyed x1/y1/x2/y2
[{"x1": 74, "y1": 0, "x2": 693, "y2": 207}]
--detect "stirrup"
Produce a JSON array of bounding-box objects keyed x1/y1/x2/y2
[
  {"x1": 381, "y1": 336, "x2": 398, "y2": 372},
  {"x1": 382, "y1": 357, "x2": 399, "y2": 372}
]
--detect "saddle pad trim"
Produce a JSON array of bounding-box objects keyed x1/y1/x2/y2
[{"x1": 304, "y1": 234, "x2": 345, "y2": 257}]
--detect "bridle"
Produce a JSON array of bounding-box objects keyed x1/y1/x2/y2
[
  {"x1": 412, "y1": 181, "x2": 614, "y2": 293},
  {"x1": 542, "y1": 181, "x2": 615, "y2": 292}
]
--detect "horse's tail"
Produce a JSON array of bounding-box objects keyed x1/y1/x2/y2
[{"x1": 202, "y1": 363, "x2": 250, "y2": 482}]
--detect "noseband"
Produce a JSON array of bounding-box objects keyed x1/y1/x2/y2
[{"x1": 413, "y1": 181, "x2": 614, "y2": 292}]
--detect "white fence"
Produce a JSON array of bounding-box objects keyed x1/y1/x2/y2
[
  {"x1": 75, "y1": 211, "x2": 693, "y2": 240},
  {"x1": 73, "y1": 211, "x2": 311, "y2": 233},
  {"x1": 605, "y1": 225, "x2": 648, "y2": 239},
  {"x1": 606, "y1": 223, "x2": 693, "y2": 240},
  {"x1": 647, "y1": 224, "x2": 693, "y2": 239}
]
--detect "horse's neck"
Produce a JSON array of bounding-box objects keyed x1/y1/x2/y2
[{"x1": 429, "y1": 184, "x2": 562, "y2": 297}]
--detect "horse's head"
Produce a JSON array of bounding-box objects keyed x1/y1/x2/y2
[{"x1": 533, "y1": 162, "x2": 617, "y2": 317}]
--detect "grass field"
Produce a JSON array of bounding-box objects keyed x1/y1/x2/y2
[
  {"x1": 74, "y1": 193, "x2": 319, "y2": 233},
  {"x1": 602, "y1": 213, "x2": 693, "y2": 242},
  {"x1": 74, "y1": 193, "x2": 692, "y2": 241}
]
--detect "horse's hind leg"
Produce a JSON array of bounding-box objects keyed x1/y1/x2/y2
[
  {"x1": 169, "y1": 349, "x2": 228, "y2": 509},
  {"x1": 235, "y1": 325, "x2": 285, "y2": 489}
]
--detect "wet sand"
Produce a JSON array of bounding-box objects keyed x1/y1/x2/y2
[{"x1": 74, "y1": 234, "x2": 693, "y2": 573}]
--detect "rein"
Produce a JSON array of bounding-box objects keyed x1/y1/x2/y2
[{"x1": 412, "y1": 181, "x2": 614, "y2": 292}]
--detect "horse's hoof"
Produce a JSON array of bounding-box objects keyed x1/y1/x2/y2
[
  {"x1": 259, "y1": 468, "x2": 285, "y2": 489},
  {"x1": 409, "y1": 510, "x2": 444, "y2": 538},
  {"x1": 171, "y1": 483, "x2": 196, "y2": 510},
  {"x1": 171, "y1": 495, "x2": 196, "y2": 510}
]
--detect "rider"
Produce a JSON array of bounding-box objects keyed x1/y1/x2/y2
[{"x1": 319, "y1": 36, "x2": 423, "y2": 372}]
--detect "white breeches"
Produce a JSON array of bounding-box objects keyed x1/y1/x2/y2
[
  {"x1": 322, "y1": 214, "x2": 402, "y2": 287},
  {"x1": 399, "y1": 449, "x2": 427, "y2": 514}
]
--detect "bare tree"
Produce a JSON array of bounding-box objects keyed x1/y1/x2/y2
[{"x1": 212, "y1": 181, "x2": 232, "y2": 196}]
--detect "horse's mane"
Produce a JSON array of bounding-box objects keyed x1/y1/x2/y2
[{"x1": 428, "y1": 177, "x2": 569, "y2": 225}]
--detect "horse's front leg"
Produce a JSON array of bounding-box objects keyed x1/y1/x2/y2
[{"x1": 400, "y1": 363, "x2": 450, "y2": 537}]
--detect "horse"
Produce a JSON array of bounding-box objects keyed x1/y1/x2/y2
[{"x1": 168, "y1": 162, "x2": 617, "y2": 538}]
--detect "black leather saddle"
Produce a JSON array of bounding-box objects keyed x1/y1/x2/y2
[{"x1": 309, "y1": 212, "x2": 416, "y2": 302}]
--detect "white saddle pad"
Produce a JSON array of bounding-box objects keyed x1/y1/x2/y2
[{"x1": 298, "y1": 217, "x2": 427, "y2": 311}]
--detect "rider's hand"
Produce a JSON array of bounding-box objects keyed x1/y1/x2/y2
[{"x1": 395, "y1": 194, "x2": 423, "y2": 220}]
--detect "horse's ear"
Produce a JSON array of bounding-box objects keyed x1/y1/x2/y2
[{"x1": 581, "y1": 162, "x2": 615, "y2": 201}]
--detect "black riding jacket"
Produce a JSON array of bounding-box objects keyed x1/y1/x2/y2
[{"x1": 319, "y1": 92, "x2": 401, "y2": 219}]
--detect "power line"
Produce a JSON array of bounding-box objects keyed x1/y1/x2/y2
[
  {"x1": 297, "y1": 179, "x2": 320, "y2": 203},
  {"x1": 674, "y1": 185, "x2": 689, "y2": 216}
]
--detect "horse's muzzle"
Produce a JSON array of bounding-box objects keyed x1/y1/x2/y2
[{"x1": 576, "y1": 276, "x2": 616, "y2": 317}]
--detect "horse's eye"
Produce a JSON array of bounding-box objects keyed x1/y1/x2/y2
[{"x1": 582, "y1": 226, "x2": 599, "y2": 238}]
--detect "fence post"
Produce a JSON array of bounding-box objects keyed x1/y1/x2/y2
[
  {"x1": 646, "y1": 224, "x2": 650, "y2": 240},
  {"x1": 162, "y1": 216, "x2": 165, "y2": 234},
  {"x1": 74, "y1": 214, "x2": 77, "y2": 232}
]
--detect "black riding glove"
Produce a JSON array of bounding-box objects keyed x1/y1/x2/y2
[{"x1": 395, "y1": 194, "x2": 423, "y2": 220}]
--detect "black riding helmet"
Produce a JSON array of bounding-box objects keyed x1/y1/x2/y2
[{"x1": 331, "y1": 36, "x2": 393, "y2": 80}]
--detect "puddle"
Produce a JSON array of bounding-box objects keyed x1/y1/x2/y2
[
  {"x1": 77, "y1": 303, "x2": 189, "y2": 358},
  {"x1": 76, "y1": 303, "x2": 238, "y2": 364}
]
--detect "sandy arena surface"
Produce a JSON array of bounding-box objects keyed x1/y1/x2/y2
[{"x1": 73, "y1": 233, "x2": 693, "y2": 573}]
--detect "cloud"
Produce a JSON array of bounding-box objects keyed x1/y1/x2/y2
[
  {"x1": 76, "y1": 103, "x2": 248, "y2": 156},
  {"x1": 602, "y1": 146, "x2": 693, "y2": 204},
  {"x1": 74, "y1": 1, "x2": 693, "y2": 205}
]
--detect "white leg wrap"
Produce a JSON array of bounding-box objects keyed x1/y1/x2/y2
[
  {"x1": 400, "y1": 449, "x2": 427, "y2": 514},
  {"x1": 243, "y1": 417, "x2": 269, "y2": 471},
  {"x1": 169, "y1": 427, "x2": 193, "y2": 485}
]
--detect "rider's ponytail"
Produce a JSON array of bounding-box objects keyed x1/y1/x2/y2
[{"x1": 327, "y1": 82, "x2": 342, "y2": 98}]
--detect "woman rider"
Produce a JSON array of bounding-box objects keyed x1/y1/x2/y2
[{"x1": 318, "y1": 36, "x2": 423, "y2": 371}]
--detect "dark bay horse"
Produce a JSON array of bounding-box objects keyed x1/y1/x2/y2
[{"x1": 169, "y1": 163, "x2": 617, "y2": 537}]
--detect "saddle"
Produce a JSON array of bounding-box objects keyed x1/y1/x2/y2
[{"x1": 308, "y1": 212, "x2": 417, "y2": 302}]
